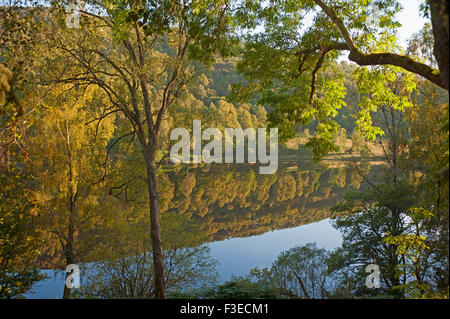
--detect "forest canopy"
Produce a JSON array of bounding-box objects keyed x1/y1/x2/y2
[{"x1": 0, "y1": 0, "x2": 448, "y2": 300}]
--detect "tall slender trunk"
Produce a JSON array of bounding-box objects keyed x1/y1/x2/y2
[
  {"x1": 143, "y1": 148, "x2": 166, "y2": 299},
  {"x1": 390, "y1": 107, "x2": 398, "y2": 189},
  {"x1": 63, "y1": 122, "x2": 75, "y2": 299},
  {"x1": 430, "y1": 0, "x2": 449, "y2": 90},
  {"x1": 63, "y1": 229, "x2": 74, "y2": 299}
]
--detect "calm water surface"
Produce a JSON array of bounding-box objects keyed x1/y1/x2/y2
[{"x1": 26, "y1": 162, "x2": 372, "y2": 298}]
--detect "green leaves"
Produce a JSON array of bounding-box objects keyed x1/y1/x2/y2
[
  {"x1": 353, "y1": 65, "x2": 415, "y2": 141},
  {"x1": 305, "y1": 136, "x2": 339, "y2": 161},
  {"x1": 228, "y1": 0, "x2": 432, "y2": 159}
]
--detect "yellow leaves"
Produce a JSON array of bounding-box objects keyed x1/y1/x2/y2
[
  {"x1": 431, "y1": 69, "x2": 440, "y2": 76},
  {"x1": 383, "y1": 233, "x2": 430, "y2": 262},
  {"x1": 409, "y1": 207, "x2": 434, "y2": 223},
  {"x1": 0, "y1": 286, "x2": 11, "y2": 294},
  {"x1": 0, "y1": 63, "x2": 13, "y2": 103},
  {"x1": 29, "y1": 207, "x2": 39, "y2": 217}
]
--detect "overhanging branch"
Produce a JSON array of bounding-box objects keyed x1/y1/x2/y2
[{"x1": 313, "y1": 0, "x2": 447, "y2": 90}]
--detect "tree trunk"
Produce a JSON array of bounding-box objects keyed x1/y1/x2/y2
[
  {"x1": 430, "y1": 0, "x2": 449, "y2": 91},
  {"x1": 314, "y1": 0, "x2": 449, "y2": 90},
  {"x1": 63, "y1": 219, "x2": 75, "y2": 299},
  {"x1": 63, "y1": 258, "x2": 73, "y2": 299},
  {"x1": 144, "y1": 151, "x2": 166, "y2": 299},
  {"x1": 63, "y1": 133, "x2": 75, "y2": 299}
]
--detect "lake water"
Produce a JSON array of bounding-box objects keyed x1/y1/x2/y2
[{"x1": 25, "y1": 162, "x2": 372, "y2": 298}]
